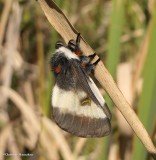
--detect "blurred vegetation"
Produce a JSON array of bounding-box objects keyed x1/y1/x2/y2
[{"x1": 0, "y1": 0, "x2": 156, "y2": 160}]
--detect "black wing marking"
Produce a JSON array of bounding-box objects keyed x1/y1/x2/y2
[{"x1": 71, "y1": 60, "x2": 111, "y2": 119}]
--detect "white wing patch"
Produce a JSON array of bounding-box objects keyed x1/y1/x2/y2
[{"x1": 52, "y1": 84, "x2": 106, "y2": 119}]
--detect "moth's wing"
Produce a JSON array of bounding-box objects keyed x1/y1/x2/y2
[
  {"x1": 52, "y1": 60, "x2": 111, "y2": 137},
  {"x1": 71, "y1": 60, "x2": 111, "y2": 119},
  {"x1": 52, "y1": 85, "x2": 111, "y2": 137}
]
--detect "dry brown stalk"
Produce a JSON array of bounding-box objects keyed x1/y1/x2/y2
[{"x1": 0, "y1": 0, "x2": 13, "y2": 49}]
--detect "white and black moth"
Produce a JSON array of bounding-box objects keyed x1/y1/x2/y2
[{"x1": 50, "y1": 33, "x2": 111, "y2": 138}]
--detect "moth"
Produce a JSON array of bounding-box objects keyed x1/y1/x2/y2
[{"x1": 50, "y1": 33, "x2": 111, "y2": 137}]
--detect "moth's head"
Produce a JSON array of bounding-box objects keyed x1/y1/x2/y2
[
  {"x1": 55, "y1": 34, "x2": 83, "y2": 57},
  {"x1": 55, "y1": 41, "x2": 65, "y2": 49},
  {"x1": 50, "y1": 35, "x2": 82, "y2": 75},
  {"x1": 55, "y1": 38, "x2": 78, "y2": 53}
]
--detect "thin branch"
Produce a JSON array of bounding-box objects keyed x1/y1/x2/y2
[
  {"x1": 37, "y1": 0, "x2": 156, "y2": 157},
  {"x1": 73, "y1": 138, "x2": 87, "y2": 157},
  {"x1": 0, "y1": 2, "x2": 22, "y2": 106},
  {"x1": 0, "y1": 124, "x2": 12, "y2": 160},
  {"x1": 0, "y1": 0, "x2": 13, "y2": 49}
]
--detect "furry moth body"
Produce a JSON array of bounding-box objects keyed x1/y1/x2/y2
[{"x1": 50, "y1": 34, "x2": 111, "y2": 137}]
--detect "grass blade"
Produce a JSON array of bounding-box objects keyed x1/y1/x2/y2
[
  {"x1": 107, "y1": 0, "x2": 125, "y2": 78},
  {"x1": 132, "y1": 6, "x2": 156, "y2": 159}
]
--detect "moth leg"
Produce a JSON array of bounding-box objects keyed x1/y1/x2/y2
[
  {"x1": 82, "y1": 58, "x2": 101, "y2": 75},
  {"x1": 76, "y1": 33, "x2": 81, "y2": 45},
  {"x1": 92, "y1": 57, "x2": 101, "y2": 66},
  {"x1": 90, "y1": 58, "x2": 101, "y2": 74},
  {"x1": 87, "y1": 53, "x2": 96, "y2": 62},
  {"x1": 68, "y1": 33, "x2": 81, "y2": 52},
  {"x1": 80, "y1": 53, "x2": 96, "y2": 66}
]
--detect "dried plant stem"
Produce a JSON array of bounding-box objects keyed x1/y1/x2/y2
[
  {"x1": 8, "y1": 134, "x2": 21, "y2": 160},
  {"x1": 39, "y1": 128, "x2": 59, "y2": 160},
  {"x1": 0, "y1": 2, "x2": 22, "y2": 105},
  {"x1": 73, "y1": 138, "x2": 87, "y2": 157},
  {"x1": 0, "y1": 124, "x2": 12, "y2": 160},
  {"x1": 36, "y1": 15, "x2": 46, "y2": 114},
  {"x1": 37, "y1": 0, "x2": 156, "y2": 157},
  {"x1": 23, "y1": 81, "x2": 35, "y2": 108},
  {"x1": 0, "y1": 0, "x2": 13, "y2": 48}
]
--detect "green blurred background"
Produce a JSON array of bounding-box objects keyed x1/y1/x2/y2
[{"x1": 0, "y1": 0, "x2": 156, "y2": 160}]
